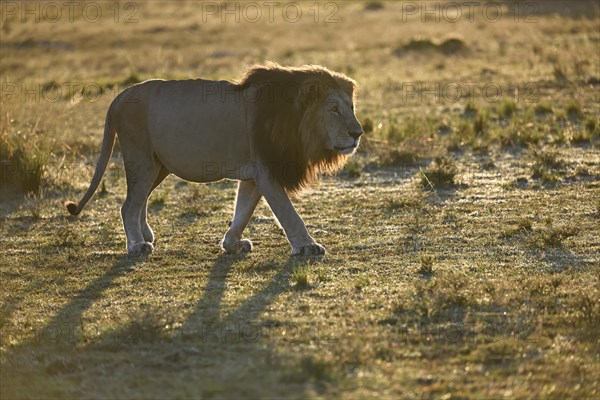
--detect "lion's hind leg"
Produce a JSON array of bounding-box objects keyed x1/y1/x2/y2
[
  {"x1": 121, "y1": 160, "x2": 164, "y2": 256},
  {"x1": 140, "y1": 167, "x2": 170, "y2": 243},
  {"x1": 222, "y1": 180, "x2": 262, "y2": 254}
]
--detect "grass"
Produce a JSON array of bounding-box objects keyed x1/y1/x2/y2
[
  {"x1": 149, "y1": 189, "x2": 169, "y2": 207},
  {"x1": 292, "y1": 266, "x2": 310, "y2": 289},
  {"x1": 529, "y1": 223, "x2": 580, "y2": 248},
  {"x1": 420, "y1": 156, "x2": 458, "y2": 189},
  {"x1": 1, "y1": 1, "x2": 599, "y2": 399},
  {"x1": 498, "y1": 99, "x2": 517, "y2": 120},
  {"x1": 417, "y1": 255, "x2": 435, "y2": 277},
  {"x1": 344, "y1": 158, "x2": 363, "y2": 178},
  {"x1": 361, "y1": 116, "x2": 374, "y2": 134},
  {"x1": 0, "y1": 118, "x2": 50, "y2": 194},
  {"x1": 531, "y1": 150, "x2": 567, "y2": 185},
  {"x1": 534, "y1": 103, "x2": 553, "y2": 116}
]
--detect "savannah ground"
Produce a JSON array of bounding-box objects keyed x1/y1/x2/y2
[{"x1": 1, "y1": 1, "x2": 599, "y2": 398}]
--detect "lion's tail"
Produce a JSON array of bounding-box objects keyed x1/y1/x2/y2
[{"x1": 65, "y1": 100, "x2": 118, "y2": 216}]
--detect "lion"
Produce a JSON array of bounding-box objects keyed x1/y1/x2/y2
[{"x1": 65, "y1": 63, "x2": 363, "y2": 256}]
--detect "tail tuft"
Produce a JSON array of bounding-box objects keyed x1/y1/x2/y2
[{"x1": 65, "y1": 201, "x2": 79, "y2": 216}]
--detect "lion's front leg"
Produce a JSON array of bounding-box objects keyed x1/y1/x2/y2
[
  {"x1": 256, "y1": 178, "x2": 325, "y2": 256},
  {"x1": 222, "y1": 180, "x2": 262, "y2": 254}
]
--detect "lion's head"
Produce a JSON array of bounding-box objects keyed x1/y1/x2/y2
[{"x1": 239, "y1": 63, "x2": 363, "y2": 193}]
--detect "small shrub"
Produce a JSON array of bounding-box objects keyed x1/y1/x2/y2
[
  {"x1": 292, "y1": 267, "x2": 310, "y2": 289},
  {"x1": 529, "y1": 224, "x2": 579, "y2": 248},
  {"x1": 121, "y1": 71, "x2": 142, "y2": 87},
  {"x1": 354, "y1": 276, "x2": 370, "y2": 291},
  {"x1": 150, "y1": 190, "x2": 169, "y2": 207},
  {"x1": 565, "y1": 101, "x2": 583, "y2": 120},
  {"x1": 531, "y1": 150, "x2": 566, "y2": 185},
  {"x1": 501, "y1": 123, "x2": 544, "y2": 147},
  {"x1": 362, "y1": 117, "x2": 374, "y2": 134},
  {"x1": 420, "y1": 157, "x2": 457, "y2": 189},
  {"x1": 585, "y1": 118, "x2": 599, "y2": 138},
  {"x1": 553, "y1": 63, "x2": 569, "y2": 83},
  {"x1": 534, "y1": 103, "x2": 553, "y2": 116},
  {"x1": 417, "y1": 255, "x2": 435, "y2": 277},
  {"x1": 448, "y1": 120, "x2": 476, "y2": 150},
  {"x1": 516, "y1": 217, "x2": 533, "y2": 232},
  {"x1": 536, "y1": 151, "x2": 565, "y2": 169},
  {"x1": 464, "y1": 101, "x2": 478, "y2": 118},
  {"x1": 23, "y1": 190, "x2": 44, "y2": 218},
  {"x1": 395, "y1": 36, "x2": 467, "y2": 56},
  {"x1": 314, "y1": 268, "x2": 328, "y2": 283},
  {"x1": 345, "y1": 158, "x2": 363, "y2": 178},
  {"x1": 397, "y1": 37, "x2": 437, "y2": 54},
  {"x1": 573, "y1": 293, "x2": 600, "y2": 324},
  {"x1": 52, "y1": 225, "x2": 85, "y2": 247},
  {"x1": 381, "y1": 150, "x2": 417, "y2": 167},
  {"x1": 439, "y1": 37, "x2": 467, "y2": 55},
  {"x1": 406, "y1": 270, "x2": 471, "y2": 320},
  {"x1": 364, "y1": 1, "x2": 384, "y2": 11},
  {"x1": 386, "y1": 195, "x2": 422, "y2": 211},
  {"x1": 0, "y1": 124, "x2": 50, "y2": 194},
  {"x1": 499, "y1": 217, "x2": 533, "y2": 239},
  {"x1": 571, "y1": 127, "x2": 592, "y2": 144},
  {"x1": 473, "y1": 111, "x2": 488, "y2": 135},
  {"x1": 386, "y1": 120, "x2": 401, "y2": 142},
  {"x1": 498, "y1": 99, "x2": 517, "y2": 119},
  {"x1": 296, "y1": 356, "x2": 335, "y2": 381}
]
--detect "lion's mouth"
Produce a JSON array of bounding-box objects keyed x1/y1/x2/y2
[{"x1": 334, "y1": 144, "x2": 357, "y2": 154}]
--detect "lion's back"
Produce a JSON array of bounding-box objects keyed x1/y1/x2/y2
[{"x1": 111, "y1": 78, "x2": 252, "y2": 181}]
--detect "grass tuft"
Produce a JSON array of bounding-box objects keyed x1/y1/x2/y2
[
  {"x1": 150, "y1": 190, "x2": 169, "y2": 207},
  {"x1": 531, "y1": 150, "x2": 566, "y2": 185},
  {"x1": 364, "y1": 1, "x2": 385, "y2": 11},
  {"x1": 565, "y1": 101, "x2": 583, "y2": 120},
  {"x1": 529, "y1": 224, "x2": 579, "y2": 248},
  {"x1": 417, "y1": 255, "x2": 435, "y2": 277},
  {"x1": 354, "y1": 276, "x2": 370, "y2": 291},
  {"x1": 344, "y1": 158, "x2": 363, "y2": 178},
  {"x1": 361, "y1": 117, "x2": 374, "y2": 134},
  {"x1": 498, "y1": 99, "x2": 517, "y2": 119},
  {"x1": 534, "y1": 103, "x2": 553, "y2": 116},
  {"x1": 420, "y1": 156, "x2": 457, "y2": 189},
  {"x1": 292, "y1": 266, "x2": 310, "y2": 289},
  {"x1": 0, "y1": 121, "x2": 50, "y2": 194}
]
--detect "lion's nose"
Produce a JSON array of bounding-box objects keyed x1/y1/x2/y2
[{"x1": 348, "y1": 130, "x2": 363, "y2": 140}]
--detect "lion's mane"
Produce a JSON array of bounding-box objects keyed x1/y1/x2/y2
[{"x1": 238, "y1": 63, "x2": 357, "y2": 193}]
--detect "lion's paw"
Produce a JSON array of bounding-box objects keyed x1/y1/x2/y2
[
  {"x1": 222, "y1": 238, "x2": 253, "y2": 255},
  {"x1": 293, "y1": 243, "x2": 326, "y2": 257},
  {"x1": 128, "y1": 242, "x2": 154, "y2": 257},
  {"x1": 141, "y1": 225, "x2": 155, "y2": 243}
]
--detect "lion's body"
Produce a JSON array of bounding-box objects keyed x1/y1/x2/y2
[
  {"x1": 66, "y1": 64, "x2": 363, "y2": 256},
  {"x1": 118, "y1": 79, "x2": 253, "y2": 182}
]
